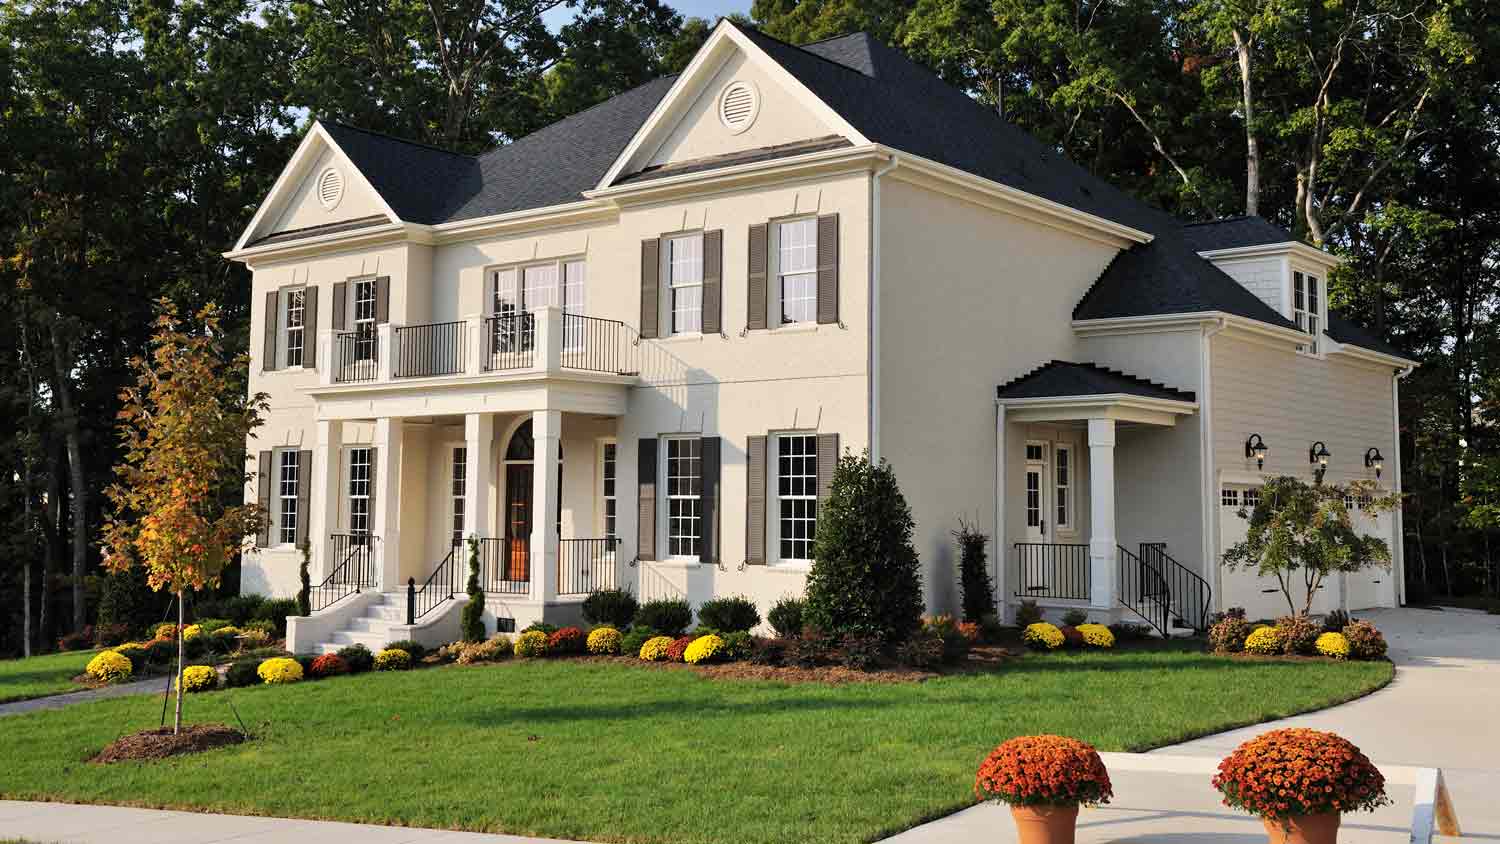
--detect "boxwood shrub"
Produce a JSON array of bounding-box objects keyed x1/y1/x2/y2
[
  {"x1": 767, "y1": 597, "x2": 804, "y2": 638},
  {"x1": 582, "y1": 588, "x2": 639, "y2": 629},
  {"x1": 696, "y1": 596, "x2": 760, "y2": 633},
  {"x1": 225, "y1": 658, "x2": 262, "y2": 688},
  {"x1": 337, "y1": 643, "x2": 374, "y2": 673},
  {"x1": 633, "y1": 599, "x2": 692, "y2": 636}
]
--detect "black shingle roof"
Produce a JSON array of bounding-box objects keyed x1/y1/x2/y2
[
  {"x1": 1180, "y1": 216, "x2": 1298, "y2": 252},
  {"x1": 996, "y1": 361, "x2": 1197, "y2": 403},
  {"x1": 1327, "y1": 312, "x2": 1407, "y2": 361}
]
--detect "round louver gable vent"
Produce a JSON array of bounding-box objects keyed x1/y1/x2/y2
[
  {"x1": 717, "y1": 80, "x2": 760, "y2": 134},
  {"x1": 316, "y1": 167, "x2": 344, "y2": 210}
]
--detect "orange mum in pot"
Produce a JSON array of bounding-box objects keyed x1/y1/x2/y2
[{"x1": 976, "y1": 735, "x2": 1112, "y2": 844}]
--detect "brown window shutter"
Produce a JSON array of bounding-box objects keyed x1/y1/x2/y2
[
  {"x1": 366, "y1": 447, "x2": 378, "y2": 537},
  {"x1": 375, "y1": 276, "x2": 390, "y2": 324},
  {"x1": 639, "y1": 239, "x2": 660, "y2": 339},
  {"x1": 637, "y1": 438, "x2": 657, "y2": 560},
  {"x1": 700, "y1": 436, "x2": 720, "y2": 565},
  {"x1": 295, "y1": 450, "x2": 312, "y2": 546},
  {"x1": 747, "y1": 224, "x2": 768, "y2": 331},
  {"x1": 256, "y1": 450, "x2": 273, "y2": 546},
  {"x1": 701, "y1": 230, "x2": 723, "y2": 335},
  {"x1": 332, "y1": 281, "x2": 348, "y2": 330},
  {"x1": 745, "y1": 435, "x2": 767, "y2": 564},
  {"x1": 816, "y1": 214, "x2": 839, "y2": 325},
  {"x1": 302, "y1": 286, "x2": 319, "y2": 368},
  {"x1": 263, "y1": 291, "x2": 279, "y2": 371},
  {"x1": 816, "y1": 433, "x2": 839, "y2": 503}
]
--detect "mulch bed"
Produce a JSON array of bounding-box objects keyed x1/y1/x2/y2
[{"x1": 90, "y1": 723, "x2": 246, "y2": 764}]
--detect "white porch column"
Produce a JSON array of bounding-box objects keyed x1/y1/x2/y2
[
  {"x1": 465, "y1": 314, "x2": 485, "y2": 376},
  {"x1": 311, "y1": 419, "x2": 343, "y2": 578},
  {"x1": 534, "y1": 305, "x2": 563, "y2": 373},
  {"x1": 464, "y1": 413, "x2": 495, "y2": 540},
  {"x1": 1087, "y1": 418, "x2": 1118, "y2": 610},
  {"x1": 373, "y1": 417, "x2": 403, "y2": 590},
  {"x1": 376, "y1": 323, "x2": 394, "y2": 382},
  {"x1": 531, "y1": 409, "x2": 561, "y2": 603}
]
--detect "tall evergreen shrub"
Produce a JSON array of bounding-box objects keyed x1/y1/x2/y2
[
  {"x1": 295, "y1": 540, "x2": 312, "y2": 617},
  {"x1": 953, "y1": 519, "x2": 994, "y2": 621},
  {"x1": 460, "y1": 536, "x2": 486, "y2": 642}
]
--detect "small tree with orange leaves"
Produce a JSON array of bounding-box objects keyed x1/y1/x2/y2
[{"x1": 102, "y1": 299, "x2": 269, "y2": 733}]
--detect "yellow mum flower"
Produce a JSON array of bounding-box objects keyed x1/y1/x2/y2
[
  {"x1": 1243, "y1": 625, "x2": 1286, "y2": 655},
  {"x1": 257, "y1": 657, "x2": 304, "y2": 684},
  {"x1": 683, "y1": 634, "x2": 725, "y2": 665},
  {"x1": 178, "y1": 665, "x2": 218, "y2": 693},
  {"x1": 1022, "y1": 622, "x2": 1065, "y2": 650},
  {"x1": 1076, "y1": 623, "x2": 1115, "y2": 649},
  {"x1": 85, "y1": 650, "x2": 133, "y2": 684},
  {"x1": 181, "y1": 624, "x2": 203, "y2": 642},
  {"x1": 1315, "y1": 631, "x2": 1351, "y2": 660},
  {"x1": 586, "y1": 627, "x2": 622, "y2": 655},
  {"x1": 639, "y1": 635, "x2": 674, "y2": 661},
  {"x1": 374, "y1": 648, "x2": 412, "y2": 671},
  {"x1": 514, "y1": 630, "x2": 549, "y2": 658}
]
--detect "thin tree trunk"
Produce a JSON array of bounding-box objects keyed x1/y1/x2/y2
[
  {"x1": 174, "y1": 593, "x2": 185, "y2": 734},
  {"x1": 17, "y1": 309, "x2": 38, "y2": 657},
  {"x1": 1232, "y1": 27, "x2": 1260, "y2": 217},
  {"x1": 48, "y1": 319, "x2": 89, "y2": 632}
]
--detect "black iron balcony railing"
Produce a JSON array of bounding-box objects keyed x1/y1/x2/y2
[
  {"x1": 393, "y1": 321, "x2": 466, "y2": 378},
  {"x1": 333, "y1": 329, "x2": 379, "y2": 383},
  {"x1": 482, "y1": 313, "x2": 535, "y2": 372},
  {"x1": 558, "y1": 537, "x2": 620, "y2": 596},
  {"x1": 1013, "y1": 542, "x2": 1091, "y2": 601},
  {"x1": 477, "y1": 537, "x2": 530, "y2": 594},
  {"x1": 313, "y1": 534, "x2": 379, "y2": 611},
  {"x1": 560, "y1": 314, "x2": 638, "y2": 376}
]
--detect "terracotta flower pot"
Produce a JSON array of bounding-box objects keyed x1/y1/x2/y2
[
  {"x1": 1262, "y1": 812, "x2": 1341, "y2": 844},
  {"x1": 1009, "y1": 804, "x2": 1079, "y2": 844}
]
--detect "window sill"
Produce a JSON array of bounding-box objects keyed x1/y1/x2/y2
[
  {"x1": 655, "y1": 333, "x2": 705, "y2": 345},
  {"x1": 766, "y1": 561, "x2": 812, "y2": 573},
  {"x1": 770, "y1": 323, "x2": 819, "y2": 335},
  {"x1": 648, "y1": 558, "x2": 704, "y2": 569}
]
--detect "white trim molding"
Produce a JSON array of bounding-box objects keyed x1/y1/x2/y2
[{"x1": 996, "y1": 393, "x2": 1198, "y2": 427}]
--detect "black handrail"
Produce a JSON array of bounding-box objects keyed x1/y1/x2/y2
[
  {"x1": 478, "y1": 537, "x2": 529, "y2": 593},
  {"x1": 406, "y1": 542, "x2": 463, "y2": 624},
  {"x1": 560, "y1": 314, "x2": 639, "y2": 375},
  {"x1": 1138, "y1": 543, "x2": 1213, "y2": 633},
  {"x1": 394, "y1": 321, "x2": 466, "y2": 378},
  {"x1": 482, "y1": 313, "x2": 535, "y2": 372},
  {"x1": 333, "y1": 330, "x2": 379, "y2": 383},
  {"x1": 1116, "y1": 544, "x2": 1169, "y2": 635},
  {"x1": 1013, "y1": 543, "x2": 1090, "y2": 601},
  {"x1": 558, "y1": 537, "x2": 620, "y2": 596},
  {"x1": 312, "y1": 534, "x2": 379, "y2": 611}
]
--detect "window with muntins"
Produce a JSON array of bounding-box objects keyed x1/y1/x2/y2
[
  {"x1": 1294, "y1": 271, "x2": 1321, "y2": 354},
  {"x1": 777, "y1": 434, "x2": 817, "y2": 561},
  {"x1": 1054, "y1": 446, "x2": 1072, "y2": 530},
  {"x1": 1243, "y1": 488, "x2": 1261, "y2": 508},
  {"x1": 348, "y1": 447, "x2": 372, "y2": 536},
  {"x1": 666, "y1": 437, "x2": 701, "y2": 557},
  {"x1": 278, "y1": 450, "x2": 299, "y2": 545},
  {"x1": 451, "y1": 447, "x2": 467, "y2": 545},
  {"x1": 284, "y1": 289, "x2": 305, "y2": 368},
  {"x1": 1221, "y1": 488, "x2": 1240, "y2": 507},
  {"x1": 353, "y1": 280, "x2": 377, "y2": 361},
  {"x1": 776, "y1": 219, "x2": 817, "y2": 325},
  {"x1": 601, "y1": 442, "x2": 617, "y2": 542},
  {"x1": 1026, "y1": 472, "x2": 1041, "y2": 527},
  {"x1": 667, "y1": 234, "x2": 703, "y2": 334}
]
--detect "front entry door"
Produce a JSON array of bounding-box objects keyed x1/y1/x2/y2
[
  {"x1": 505, "y1": 463, "x2": 533, "y2": 581},
  {"x1": 1024, "y1": 442, "x2": 1048, "y2": 543}
]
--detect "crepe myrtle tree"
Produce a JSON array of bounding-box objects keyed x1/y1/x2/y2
[
  {"x1": 1222, "y1": 475, "x2": 1398, "y2": 617},
  {"x1": 101, "y1": 299, "x2": 268, "y2": 733}
]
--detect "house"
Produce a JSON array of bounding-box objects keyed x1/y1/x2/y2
[{"x1": 226, "y1": 21, "x2": 1414, "y2": 652}]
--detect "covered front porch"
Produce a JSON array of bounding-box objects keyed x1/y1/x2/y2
[{"x1": 995, "y1": 362, "x2": 1210, "y2": 634}]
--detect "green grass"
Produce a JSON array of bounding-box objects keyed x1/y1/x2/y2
[
  {"x1": 0, "y1": 650, "x2": 99, "y2": 704},
  {"x1": 0, "y1": 647, "x2": 1391, "y2": 844}
]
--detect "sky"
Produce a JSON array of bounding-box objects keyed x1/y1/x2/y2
[{"x1": 544, "y1": 0, "x2": 752, "y2": 31}]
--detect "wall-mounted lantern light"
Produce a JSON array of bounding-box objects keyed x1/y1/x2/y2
[
  {"x1": 1364, "y1": 447, "x2": 1385, "y2": 479},
  {"x1": 1309, "y1": 441, "x2": 1331, "y2": 484},
  {"x1": 1245, "y1": 434, "x2": 1269, "y2": 470}
]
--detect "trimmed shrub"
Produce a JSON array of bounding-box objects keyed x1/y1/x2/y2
[
  {"x1": 337, "y1": 643, "x2": 374, "y2": 673},
  {"x1": 461, "y1": 537, "x2": 485, "y2": 643},
  {"x1": 296, "y1": 540, "x2": 313, "y2": 618},
  {"x1": 86, "y1": 651, "x2": 134, "y2": 684},
  {"x1": 1109, "y1": 623, "x2": 1152, "y2": 642},
  {"x1": 514, "y1": 630, "x2": 549, "y2": 658},
  {"x1": 225, "y1": 658, "x2": 262, "y2": 688},
  {"x1": 767, "y1": 597, "x2": 805, "y2": 638},
  {"x1": 179, "y1": 665, "x2": 218, "y2": 693},
  {"x1": 1243, "y1": 625, "x2": 1286, "y2": 655},
  {"x1": 219, "y1": 594, "x2": 267, "y2": 626},
  {"x1": 1343, "y1": 621, "x2": 1388, "y2": 660},
  {"x1": 841, "y1": 630, "x2": 885, "y2": 670},
  {"x1": 621, "y1": 627, "x2": 659, "y2": 657},
  {"x1": 923, "y1": 615, "x2": 971, "y2": 663},
  {"x1": 144, "y1": 637, "x2": 176, "y2": 664},
  {"x1": 586, "y1": 627, "x2": 622, "y2": 655},
  {"x1": 1322, "y1": 609, "x2": 1352, "y2": 633},
  {"x1": 1058, "y1": 625, "x2": 1086, "y2": 649},
  {"x1": 696, "y1": 596, "x2": 761, "y2": 633},
  {"x1": 582, "y1": 588, "x2": 639, "y2": 629},
  {"x1": 665, "y1": 635, "x2": 695, "y2": 662},
  {"x1": 1077, "y1": 623, "x2": 1115, "y2": 648},
  {"x1": 634, "y1": 599, "x2": 692, "y2": 637},
  {"x1": 896, "y1": 629, "x2": 944, "y2": 668},
  {"x1": 294, "y1": 654, "x2": 317, "y2": 676},
  {"x1": 384, "y1": 639, "x2": 427, "y2": 661},
  {"x1": 93, "y1": 623, "x2": 131, "y2": 648},
  {"x1": 749, "y1": 637, "x2": 788, "y2": 666},
  {"x1": 113, "y1": 643, "x2": 149, "y2": 673},
  {"x1": 374, "y1": 648, "x2": 412, "y2": 671},
  {"x1": 456, "y1": 635, "x2": 512, "y2": 664},
  {"x1": 206, "y1": 626, "x2": 242, "y2": 654},
  {"x1": 243, "y1": 619, "x2": 277, "y2": 636},
  {"x1": 805, "y1": 454, "x2": 924, "y2": 642},
  {"x1": 721, "y1": 631, "x2": 753, "y2": 661},
  {"x1": 257, "y1": 657, "x2": 303, "y2": 684},
  {"x1": 238, "y1": 629, "x2": 271, "y2": 651},
  {"x1": 1209, "y1": 615, "x2": 1253, "y2": 653},
  {"x1": 638, "y1": 635, "x2": 674, "y2": 661},
  {"x1": 953, "y1": 519, "x2": 994, "y2": 622},
  {"x1": 1015, "y1": 600, "x2": 1043, "y2": 627},
  {"x1": 196, "y1": 618, "x2": 234, "y2": 635},
  {"x1": 521, "y1": 622, "x2": 558, "y2": 636},
  {"x1": 57, "y1": 628, "x2": 94, "y2": 652},
  {"x1": 1315, "y1": 632, "x2": 1351, "y2": 659},
  {"x1": 1022, "y1": 622, "x2": 1065, "y2": 650},
  {"x1": 1061, "y1": 608, "x2": 1089, "y2": 627},
  {"x1": 96, "y1": 565, "x2": 168, "y2": 640},
  {"x1": 683, "y1": 634, "x2": 726, "y2": 664},
  {"x1": 788, "y1": 627, "x2": 837, "y2": 667},
  {"x1": 256, "y1": 599, "x2": 299, "y2": 636},
  {"x1": 153, "y1": 622, "x2": 180, "y2": 640},
  {"x1": 310, "y1": 653, "x2": 349, "y2": 677},
  {"x1": 1277, "y1": 615, "x2": 1321, "y2": 655},
  {"x1": 547, "y1": 627, "x2": 585, "y2": 655}
]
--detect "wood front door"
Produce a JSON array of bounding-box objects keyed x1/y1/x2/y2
[{"x1": 505, "y1": 463, "x2": 533, "y2": 581}]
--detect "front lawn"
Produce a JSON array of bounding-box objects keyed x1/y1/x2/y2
[
  {"x1": 0, "y1": 650, "x2": 99, "y2": 704},
  {"x1": 0, "y1": 647, "x2": 1391, "y2": 844}
]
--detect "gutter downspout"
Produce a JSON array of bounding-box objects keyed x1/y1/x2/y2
[
  {"x1": 869, "y1": 152, "x2": 899, "y2": 463},
  {"x1": 994, "y1": 400, "x2": 1007, "y2": 619},
  {"x1": 1392, "y1": 364, "x2": 1413, "y2": 605},
  {"x1": 1199, "y1": 317, "x2": 1227, "y2": 610}
]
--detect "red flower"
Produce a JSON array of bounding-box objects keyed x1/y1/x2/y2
[
  {"x1": 1212, "y1": 728, "x2": 1390, "y2": 820},
  {"x1": 975, "y1": 735, "x2": 1113, "y2": 807}
]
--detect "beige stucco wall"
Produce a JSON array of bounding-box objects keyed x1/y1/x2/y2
[
  {"x1": 876, "y1": 176, "x2": 1120, "y2": 614},
  {"x1": 268, "y1": 146, "x2": 389, "y2": 235}
]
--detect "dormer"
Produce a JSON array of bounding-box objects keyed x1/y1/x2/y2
[{"x1": 1183, "y1": 217, "x2": 1341, "y2": 356}]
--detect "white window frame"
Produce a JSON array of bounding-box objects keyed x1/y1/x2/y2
[
  {"x1": 661, "y1": 436, "x2": 702, "y2": 561},
  {"x1": 280, "y1": 286, "x2": 307, "y2": 370},
  {"x1": 275, "y1": 448, "x2": 300, "y2": 546},
  {"x1": 1221, "y1": 488, "x2": 1240, "y2": 508},
  {"x1": 450, "y1": 446, "x2": 467, "y2": 546},
  {"x1": 1292, "y1": 269, "x2": 1323, "y2": 356},
  {"x1": 663, "y1": 233, "x2": 703, "y2": 336},
  {"x1": 771, "y1": 432, "x2": 818, "y2": 565},
  {"x1": 1053, "y1": 444, "x2": 1073, "y2": 534},
  {"x1": 486, "y1": 258, "x2": 586, "y2": 349},
  {"x1": 1243, "y1": 488, "x2": 1261, "y2": 508},
  {"x1": 598, "y1": 439, "x2": 617, "y2": 547},
  {"x1": 351, "y1": 278, "x2": 377, "y2": 362},
  {"x1": 1024, "y1": 440, "x2": 1048, "y2": 539},
  {"x1": 347, "y1": 446, "x2": 372, "y2": 537},
  {"x1": 770, "y1": 217, "x2": 818, "y2": 326}
]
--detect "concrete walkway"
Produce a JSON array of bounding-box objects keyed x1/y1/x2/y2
[
  {"x1": 0, "y1": 677, "x2": 164, "y2": 718},
  {"x1": 885, "y1": 606, "x2": 1500, "y2": 842}
]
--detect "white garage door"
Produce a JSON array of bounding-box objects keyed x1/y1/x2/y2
[
  {"x1": 1345, "y1": 496, "x2": 1398, "y2": 610},
  {"x1": 1217, "y1": 485, "x2": 1339, "y2": 619}
]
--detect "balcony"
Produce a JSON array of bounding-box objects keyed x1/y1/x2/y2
[{"x1": 318, "y1": 307, "x2": 639, "y2": 390}]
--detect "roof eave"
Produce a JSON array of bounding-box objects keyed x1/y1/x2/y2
[
  {"x1": 584, "y1": 145, "x2": 886, "y2": 204},
  {"x1": 1197, "y1": 241, "x2": 1341, "y2": 269}
]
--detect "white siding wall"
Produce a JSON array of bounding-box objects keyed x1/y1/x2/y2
[{"x1": 1212, "y1": 255, "x2": 1285, "y2": 316}]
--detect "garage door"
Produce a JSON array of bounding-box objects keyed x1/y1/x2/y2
[
  {"x1": 1217, "y1": 485, "x2": 1339, "y2": 619},
  {"x1": 1345, "y1": 496, "x2": 1397, "y2": 610}
]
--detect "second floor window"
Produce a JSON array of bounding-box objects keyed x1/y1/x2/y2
[
  {"x1": 1294, "y1": 271, "x2": 1321, "y2": 355},
  {"x1": 667, "y1": 234, "x2": 703, "y2": 334},
  {"x1": 353, "y1": 279, "x2": 377, "y2": 361},
  {"x1": 776, "y1": 218, "x2": 818, "y2": 324},
  {"x1": 283, "y1": 289, "x2": 305, "y2": 368}
]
